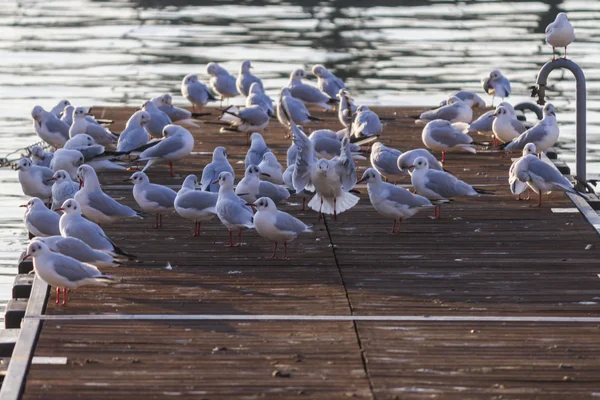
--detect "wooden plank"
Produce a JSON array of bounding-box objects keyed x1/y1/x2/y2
[
  {"x1": 12, "y1": 275, "x2": 33, "y2": 300},
  {"x1": 0, "y1": 277, "x2": 48, "y2": 400}
]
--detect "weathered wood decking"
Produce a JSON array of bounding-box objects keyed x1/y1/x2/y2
[{"x1": 7, "y1": 106, "x2": 600, "y2": 399}]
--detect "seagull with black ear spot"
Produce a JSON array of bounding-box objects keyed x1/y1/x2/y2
[
  {"x1": 50, "y1": 148, "x2": 85, "y2": 180},
  {"x1": 31, "y1": 105, "x2": 70, "y2": 148},
  {"x1": 236, "y1": 60, "x2": 264, "y2": 96},
  {"x1": 312, "y1": 64, "x2": 346, "y2": 99},
  {"x1": 175, "y1": 175, "x2": 218, "y2": 237},
  {"x1": 48, "y1": 170, "x2": 79, "y2": 211},
  {"x1": 236, "y1": 165, "x2": 290, "y2": 204},
  {"x1": 200, "y1": 146, "x2": 235, "y2": 193},
  {"x1": 117, "y1": 110, "x2": 152, "y2": 152},
  {"x1": 214, "y1": 172, "x2": 255, "y2": 247},
  {"x1": 482, "y1": 69, "x2": 511, "y2": 106},
  {"x1": 50, "y1": 99, "x2": 71, "y2": 118},
  {"x1": 251, "y1": 197, "x2": 311, "y2": 259},
  {"x1": 207, "y1": 62, "x2": 239, "y2": 105},
  {"x1": 288, "y1": 68, "x2": 338, "y2": 111},
  {"x1": 69, "y1": 107, "x2": 118, "y2": 146},
  {"x1": 135, "y1": 124, "x2": 194, "y2": 177},
  {"x1": 357, "y1": 168, "x2": 432, "y2": 234},
  {"x1": 30, "y1": 145, "x2": 54, "y2": 168},
  {"x1": 22, "y1": 197, "x2": 61, "y2": 238},
  {"x1": 16, "y1": 157, "x2": 54, "y2": 202},
  {"x1": 125, "y1": 171, "x2": 177, "y2": 229},
  {"x1": 181, "y1": 73, "x2": 217, "y2": 112},
  {"x1": 23, "y1": 240, "x2": 117, "y2": 306}
]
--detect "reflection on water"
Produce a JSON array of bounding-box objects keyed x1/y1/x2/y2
[{"x1": 0, "y1": 0, "x2": 599, "y2": 317}]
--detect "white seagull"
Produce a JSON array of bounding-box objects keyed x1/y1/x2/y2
[
  {"x1": 421, "y1": 119, "x2": 476, "y2": 164},
  {"x1": 48, "y1": 169, "x2": 79, "y2": 210},
  {"x1": 482, "y1": 69, "x2": 511, "y2": 106},
  {"x1": 126, "y1": 172, "x2": 177, "y2": 229},
  {"x1": 31, "y1": 105, "x2": 70, "y2": 148},
  {"x1": 215, "y1": 172, "x2": 255, "y2": 247},
  {"x1": 174, "y1": 175, "x2": 218, "y2": 236},
  {"x1": 236, "y1": 165, "x2": 290, "y2": 204},
  {"x1": 35, "y1": 236, "x2": 121, "y2": 268},
  {"x1": 117, "y1": 110, "x2": 152, "y2": 152},
  {"x1": 236, "y1": 60, "x2": 264, "y2": 96},
  {"x1": 312, "y1": 65, "x2": 346, "y2": 99},
  {"x1": 246, "y1": 82, "x2": 274, "y2": 117},
  {"x1": 69, "y1": 107, "x2": 118, "y2": 146},
  {"x1": 417, "y1": 96, "x2": 473, "y2": 125},
  {"x1": 370, "y1": 142, "x2": 406, "y2": 183},
  {"x1": 288, "y1": 68, "x2": 337, "y2": 111},
  {"x1": 276, "y1": 87, "x2": 322, "y2": 126},
  {"x1": 181, "y1": 73, "x2": 217, "y2": 111},
  {"x1": 136, "y1": 124, "x2": 194, "y2": 176},
  {"x1": 22, "y1": 197, "x2": 61, "y2": 237},
  {"x1": 200, "y1": 146, "x2": 235, "y2": 193},
  {"x1": 207, "y1": 62, "x2": 239, "y2": 104},
  {"x1": 258, "y1": 152, "x2": 284, "y2": 185},
  {"x1": 546, "y1": 12, "x2": 575, "y2": 60},
  {"x1": 251, "y1": 197, "x2": 311, "y2": 258},
  {"x1": 503, "y1": 103, "x2": 559, "y2": 153},
  {"x1": 16, "y1": 157, "x2": 54, "y2": 201}
]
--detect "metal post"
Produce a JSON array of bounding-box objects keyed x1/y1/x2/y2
[{"x1": 534, "y1": 58, "x2": 586, "y2": 191}]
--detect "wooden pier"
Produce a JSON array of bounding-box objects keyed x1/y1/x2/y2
[{"x1": 3, "y1": 106, "x2": 600, "y2": 399}]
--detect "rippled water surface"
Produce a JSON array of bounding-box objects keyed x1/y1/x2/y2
[{"x1": 0, "y1": 0, "x2": 599, "y2": 318}]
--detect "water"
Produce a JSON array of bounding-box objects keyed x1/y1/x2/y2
[{"x1": 0, "y1": 0, "x2": 599, "y2": 318}]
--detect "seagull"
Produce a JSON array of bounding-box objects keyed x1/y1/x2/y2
[
  {"x1": 50, "y1": 99, "x2": 72, "y2": 118},
  {"x1": 492, "y1": 105, "x2": 526, "y2": 146},
  {"x1": 439, "y1": 91, "x2": 486, "y2": 109},
  {"x1": 465, "y1": 110, "x2": 495, "y2": 136},
  {"x1": 282, "y1": 164, "x2": 311, "y2": 211},
  {"x1": 24, "y1": 240, "x2": 116, "y2": 306},
  {"x1": 309, "y1": 129, "x2": 361, "y2": 159},
  {"x1": 48, "y1": 170, "x2": 79, "y2": 210},
  {"x1": 513, "y1": 153, "x2": 588, "y2": 207},
  {"x1": 126, "y1": 171, "x2": 177, "y2": 229},
  {"x1": 141, "y1": 100, "x2": 172, "y2": 139},
  {"x1": 397, "y1": 149, "x2": 444, "y2": 174},
  {"x1": 409, "y1": 156, "x2": 490, "y2": 218},
  {"x1": 337, "y1": 89, "x2": 357, "y2": 129},
  {"x1": 201, "y1": 146, "x2": 235, "y2": 193},
  {"x1": 151, "y1": 93, "x2": 206, "y2": 122},
  {"x1": 181, "y1": 73, "x2": 217, "y2": 111},
  {"x1": 289, "y1": 115, "x2": 358, "y2": 220},
  {"x1": 136, "y1": 124, "x2": 194, "y2": 176},
  {"x1": 236, "y1": 165, "x2": 290, "y2": 204},
  {"x1": 117, "y1": 110, "x2": 151, "y2": 152},
  {"x1": 370, "y1": 142, "x2": 406, "y2": 183},
  {"x1": 29, "y1": 145, "x2": 54, "y2": 168},
  {"x1": 69, "y1": 107, "x2": 118, "y2": 146},
  {"x1": 75, "y1": 165, "x2": 142, "y2": 225},
  {"x1": 251, "y1": 197, "x2": 311, "y2": 258},
  {"x1": 482, "y1": 69, "x2": 511, "y2": 106},
  {"x1": 245, "y1": 133, "x2": 271, "y2": 169},
  {"x1": 34, "y1": 236, "x2": 121, "y2": 268},
  {"x1": 207, "y1": 62, "x2": 239, "y2": 104},
  {"x1": 352, "y1": 105, "x2": 383, "y2": 142},
  {"x1": 546, "y1": 12, "x2": 575, "y2": 60},
  {"x1": 417, "y1": 96, "x2": 473, "y2": 124},
  {"x1": 246, "y1": 82, "x2": 274, "y2": 117},
  {"x1": 50, "y1": 148, "x2": 85, "y2": 180},
  {"x1": 174, "y1": 175, "x2": 218, "y2": 236},
  {"x1": 502, "y1": 104, "x2": 559, "y2": 153},
  {"x1": 21, "y1": 198, "x2": 61, "y2": 237},
  {"x1": 60, "y1": 105, "x2": 108, "y2": 127},
  {"x1": 31, "y1": 105, "x2": 70, "y2": 148},
  {"x1": 258, "y1": 152, "x2": 284, "y2": 185},
  {"x1": 64, "y1": 135, "x2": 127, "y2": 172},
  {"x1": 236, "y1": 60, "x2": 263, "y2": 96},
  {"x1": 288, "y1": 68, "x2": 337, "y2": 110},
  {"x1": 357, "y1": 168, "x2": 432, "y2": 234},
  {"x1": 16, "y1": 157, "x2": 54, "y2": 201},
  {"x1": 57, "y1": 199, "x2": 136, "y2": 258},
  {"x1": 509, "y1": 143, "x2": 537, "y2": 200},
  {"x1": 215, "y1": 172, "x2": 255, "y2": 247},
  {"x1": 312, "y1": 64, "x2": 346, "y2": 99},
  {"x1": 276, "y1": 87, "x2": 322, "y2": 126},
  {"x1": 218, "y1": 105, "x2": 269, "y2": 142},
  {"x1": 421, "y1": 119, "x2": 476, "y2": 164}
]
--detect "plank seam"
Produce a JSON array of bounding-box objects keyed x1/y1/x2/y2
[{"x1": 323, "y1": 216, "x2": 376, "y2": 400}]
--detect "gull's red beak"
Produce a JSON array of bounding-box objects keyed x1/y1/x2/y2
[
  {"x1": 408, "y1": 165, "x2": 416, "y2": 169},
  {"x1": 212, "y1": 180, "x2": 219, "y2": 184},
  {"x1": 55, "y1": 207, "x2": 64, "y2": 212},
  {"x1": 356, "y1": 178, "x2": 366, "y2": 185},
  {"x1": 46, "y1": 177, "x2": 57, "y2": 182},
  {"x1": 260, "y1": 173, "x2": 271, "y2": 178},
  {"x1": 123, "y1": 178, "x2": 132, "y2": 182},
  {"x1": 79, "y1": 179, "x2": 84, "y2": 189},
  {"x1": 23, "y1": 254, "x2": 30, "y2": 260}
]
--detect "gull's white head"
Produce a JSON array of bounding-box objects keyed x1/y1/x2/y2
[
  {"x1": 213, "y1": 146, "x2": 228, "y2": 161},
  {"x1": 494, "y1": 106, "x2": 511, "y2": 119},
  {"x1": 30, "y1": 145, "x2": 45, "y2": 158},
  {"x1": 25, "y1": 240, "x2": 50, "y2": 260},
  {"x1": 215, "y1": 171, "x2": 234, "y2": 189},
  {"x1": 131, "y1": 110, "x2": 151, "y2": 126},
  {"x1": 357, "y1": 105, "x2": 370, "y2": 113},
  {"x1": 312, "y1": 65, "x2": 327, "y2": 78},
  {"x1": 290, "y1": 69, "x2": 305, "y2": 81},
  {"x1": 240, "y1": 60, "x2": 252, "y2": 73},
  {"x1": 489, "y1": 69, "x2": 503, "y2": 80},
  {"x1": 55, "y1": 99, "x2": 71, "y2": 109},
  {"x1": 182, "y1": 174, "x2": 199, "y2": 189},
  {"x1": 410, "y1": 156, "x2": 430, "y2": 171},
  {"x1": 51, "y1": 170, "x2": 71, "y2": 182},
  {"x1": 31, "y1": 106, "x2": 44, "y2": 121},
  {"x1": 523, "y1": 143, "x2": 537, "y2": 156},
  {"x1": 497, "y1": 101, "x2": 515, "y2": 114},
  {"x1": 162, "y1": 124, "x2": 184, "y2": 138},
  {"x1": 252, "y1": 196, "x2": 276, "y2": 212},
  {"x1": 206, "y1": 62, "x2": 222, "y2": 76},
  {"x1": 357, "y1": 168, "x2": 381, "y2": 185},
  {"x1": 15, "y1": 157, "x2": 32, "y2": 171},
  {"x1": 162, "y1": 93, "x2": 173, "y2": 105},
  {"x1": 67, "y1": 134, "x2": 95, "y2": 148},
  {"x1": 127, "y1": 171, "x2": 150, "y2": 185},
  {"x1": 249, "y1": 132, "x2": 264, "y2": 145},
  {"x1": 62, "y1": 105, "x2": 74, "y2": 117},
  {"x1": 371, "y1": 142, "x2": 383, "y2": 153},
  {"x1": 73, "y1": 107, "x2": 88, "y2": 120},
  {"x1": 56, "y1": 198, "x2": 82, "y2": 215},
  {"x1": 245, "y1": 164, "x2": 262, "y2": 178},
  {"x1": 182, "y1": 74, "x2": 198, "y2": 86},
  {"x1": 447, "y1": 96, "x2": 463, "y2": 106},
  {"x1": 76, "y1": 164, "x2": 97, "y2": 186},
  {"x1": 556, "y1": 12, "x2": 568, "y2": 22},
  {"x1": 248, "y1": 82, "x2": 262, "y2": 95},
  {"x1": 22, "y1": 197, "x2": 46, "y2": 211},
  {"x1": 316, "y1": 159, "x2": 330, "y2": 174},
  {"x1": 543, "y1": 103, "x2": 556, "y2": 117}
]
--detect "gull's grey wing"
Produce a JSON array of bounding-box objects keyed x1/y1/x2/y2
[
  {"x1": 510, "y1": 118, "x2": 527, "y2": 134},
  {"x1": 498, "y1": 77, "x2": 511, "y2": 96},
  {"x1": 386, "y1": 186, "x2": 431, "y2": 208},
  {"x1": 189, "y1": 82, "x2": 216, "y2": 103},
  {"x1": 425, "y1": 170, "x2": 475, "y2": 198},
  {"x1": 258, "y1": 181, "x2": 290, "y2": 203},
  {"x1": 214, "y1": 74, "x2": 238, "y2": 96},
  {"x1": 139, "y1": 136, "x2": 183, "y2": 159},
  {"x1": 274, "y1": 211, "x2": 307, "y2": 234},
  {"x1": 421, "y1": 105, "x2": 459, "y2": 121},
  {"x1": 28, "y1": 211, "x2": 60, "y2": 236},
  {"x1": 430, "y1": 125, "x2": 472, "y2": 147},
  {"x1": 291, "y1": 122, "x2": 316, "y2": 192},
  {"x1": 468, "y1": 111, "x2": 494, "y2": 132},
  {"x1": 54, "y1": 237, "x2": 99, "y2": 261},
  {"x1": 238, "y1": 107, "x2": 269, "y2": 125},
  {"x1": 176, "y1": 191, "x2": 217, "y2": 211},
  {"x1": 373, "y1": 148, "x2": 404, "y2": 176},
  {"x1": 313, "y1": 136, "x2": 342, "y2": 157},
  {"x1": 527, "y1": 158, "x2": 572, "y2": 187},
  {"x1": 38, "y1": 166, "x2": 55, "y2": 186},
  {"x1": 79, "y1": 145, "x2": 105, "y2": 160},
  {"x1": 220, "y1": 200, "x2": 254, "y2": 226},
  {"x1": 356, "y1": 111, "x2": 382, "y2": 136},
  {"x1": 145, "y1": 185, "x2": 177, "y2": 208},
  {"x1": 290, "y1": 84, "x2": 330, "y2": 104},
  {"x1": 334, "y1": 137, "x2": 356, "y2": 191},
  {"x1": 53, "y1": 255, "x2": 101, "y2": 282},
  {"x1": 506, "y1": 124, "x2": 548, "y2": 149},
  {"x1": 87, "y1": 190, "x2": 137, "y2": 217},
  {"x1": 63, "y1": 219, "x2": 111, "y2": 250},
  {"x1": 45, "y1": 118, "x2": 70, "y2": 138},
  {"x1": 244, "y1": 150, "x2": 262, "y2": 169},
  {"x1": 321, "y1": 77, "x2": 345, "y2": 98}
]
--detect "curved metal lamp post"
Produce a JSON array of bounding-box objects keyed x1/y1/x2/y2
[{"x1": 532, "y1": 58, "x2": 587, "y2": 192}]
